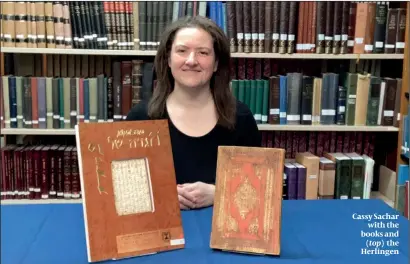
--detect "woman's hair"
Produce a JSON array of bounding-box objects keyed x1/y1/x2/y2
[{"x1": 148, "y1": 16, "x2": 237, "y2": 129}]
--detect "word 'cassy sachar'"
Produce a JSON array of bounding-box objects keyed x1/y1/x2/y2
[{"x1": 352, "y1": 213, "x2": 400, "y2": 222}]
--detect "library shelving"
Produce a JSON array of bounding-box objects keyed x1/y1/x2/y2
[
  {"x1": 0, "y1": 1, "x2": 409, "y2": 212},
  {"x1": 0, "y1": 47, "x2": 405, "y2": 60},
  {"x1": 0, "y1": 125, "x2": 400, "y2": 136}
]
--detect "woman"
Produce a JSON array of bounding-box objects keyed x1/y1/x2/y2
[{"x1": 126, "y1": 16, "x2": 261, "y2": 210}]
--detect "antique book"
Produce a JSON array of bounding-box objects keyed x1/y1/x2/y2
[
  {"x1": 75, "y1": 120, "x2": 184, "y2": 262},
  {"x1": 210, "y1": 146, "x2": 285, "y2": 255}
]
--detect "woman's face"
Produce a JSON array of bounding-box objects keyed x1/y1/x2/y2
[{"x1": 168, "y1": 27, "x2": 218, "y2": 90}]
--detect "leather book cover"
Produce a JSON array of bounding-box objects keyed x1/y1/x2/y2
[
  {"x1": 345, "y1": 73, "x2": 358, "y2": 125},
  {"x1": 268, "y1": 76, "x2": 280, "y2": 124},
  {"x1": 75, "y1": 120, "x2": 184, "y2": 262},
  {"x1": 345, "y1": 153, "x2": 365, "y2": 199},
  {"x1": 354, "y1": 74, "x2": 370, "y2": 126},
  {"x1": 300, "y1": 76, "x2": 313, "y2": 125},
  {"x1": 297, "y1": 2, "x2": 305, "y2": 53},
  {"x1": 131, "y1": 60, "x2": 143, "y2": 108},
  {"x1": 2, "y1": 2, "x2": 16, "y2": 47},
  {"x1": 363, "y1": 3, "x2": 376, "y2": 54},
  {"x1": 258, "y1": 1, "x2": 265, "y2": 53},
  {"x1": 284, "y1": 163, "x2": 297, "y2": 200},
  {"x1": 226, "y1": 2, "x2": 236, "y2": 52},
  {"x1": 347, "y1": 2, "x2": 357, "y2": 53},
  {"x1": 286, "y1": 72, "x2": 302, "y2": 125},
  {"x1": 315, "y1": 1, "x2": 326, "y2": 54},
  {"x1": 365, "y1": 76, "x2": 381, "y2": 126},
  {"x1": 340, "y1": 1, "x2": 350, "y2": 54},
  {"x1": 373, "y1": 3, "x2": 388, "y2": 53},
  {"x1": 310, "y1": 2, "x2": 317, "y2": 53},
  {"x1": 336, "y1": 85, "x2": 346, "y2": 125},
  {"x1": 235, "y1": 2, "x2": 244, "y2": 53},
  {"x1": 312, "y1": 78, "x2": 322, "y2": 125},
  {"x1": 318, "y1": 157, "x2": 335, "y2": 198},
  {"x1": 271, "y1": 2, "x2": 280, "y2": 53},
  {"x1": 250, "y1": 2, "x2": 258, "y2": 53},
  {"x1": 278, "y1": 2, "x2": 289, "y2": 54},
  {"x1": 323, "y1": 152, "x2": 351, "y2": 199},
  {"x1": 295, "y1": 152, "x2": 320, "y2": 200},
  {"x1": 332, "y1": 2, "x2": 342, "y2": 54},
  {"x1": 53, "y1": 2, "x2": 65, "y2": 49},
  {"x1": 263, "y1": 1, "x2": 272, "y2": 53},
  {"x1": 384, "y1": 9, "x2": 398, "y2": 53},
  {"x1": 293, "y1": 163, "x2": 306, "y2": 200},
  {"x1": 353, "y1": 3, "x2": 369, "y2": 54},
  {"x1": 62, "y1": 2, "x2": 72, "y2": 48},
  {"x1": 210, "y1": 146, "x2": 284, "y2": 255},
  {"x1": 15, "y1": 2, "x2": 28, "y2": 48},
  {"x1": 381, "y1": 78, "x2": 397, "y2": 126},
  {"x1": 395, "y1": 8, "x2": 406, "y2": 54},
  {"x1": 243, "y1": 2, "x2": 251, "y2": 53},
  {"x1": 287, "y1": 1, "x2": 297, "y2": 54},
  {"x1": 325, "y1": 1, "x2": 334, "y2": 54}
]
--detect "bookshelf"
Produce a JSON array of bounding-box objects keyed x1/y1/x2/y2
[
  {"x1": 1, "y1": 47, "x2": 405, "y2": 60},
  {"x1": 0, "y1": 125, "x2": 400, "y2": 136},
  {"x1": 0, "y1": 1, "x2": 408, "y2": 208}
]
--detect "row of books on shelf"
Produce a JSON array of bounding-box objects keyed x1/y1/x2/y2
[
  {"x1": 1, "y1": 62, "x2": 405, "y2": 129},
  {"x1": 0, "y1": 1, "x2": 406, "y2": 55},
  {"x1": 0, "y1": 60, "x2": 155, "y2": 129},
  {"x1": 1, "y1": 144, "x2": 81, "y2": 200},
  {"x1": 260, "y1": 131, "x2": 375, "y2": 160},
  {"x1": 232, "y1": 72, "x2": 403, "y2": 127}
]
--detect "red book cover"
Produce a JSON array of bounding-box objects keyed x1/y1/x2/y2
[
  {"x1": 274, "y1": 131, "x2": 281, "y2": 148},
  {"x1": 343, "y1": 132, "x2": 350, "y2": 153},
  {"x1": 308, "y1": 132, "x2": 316, "y2": 154},
  {"x1": 211, "y1": 146, "x2": 285, "y2": 255},
  {"x1": 41, "y1": 146, "x2": 50, "y2": 199},
  {"x1": 330, "y1": 132, "x2": 337, "y2": 153},
  {"x1": 26, "y1": 146, "x2": 35, "y2": 199},
  {"x1": 49, "y1": 145, "x2": 60, "y2": 199},
  {"x1": 267, "y1": 132, "x2": 273, "y2": 147},
  {"x1": 1, "y1": 146, "x2": 7, "y2": 200},
  {"x1": 298, "y1": 132, "x2": 307, "y2": 153},
  {"x1": 63, "y1": 146, "x2": 73, "y2": 198},
  {"x1": 33, "y1": 145, "x2": 43, "y2": 199},
  {"x1": 349, "y1": 132, "x2": 356, "y2": 152},
  {"x1": 286, "y1": 131, "x2": 293, "y2": 159},
  {"x1": 57, "y1": 145, "x2": 66, "y2": 198},
  {"x1": 71, "y1": 146, "x2": 80, "y2": 198},
  {"x1": 336, "y1": 132, "x2": 343, "y2": 152}
]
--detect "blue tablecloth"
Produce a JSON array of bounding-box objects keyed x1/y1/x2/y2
[{"x1": 1, "y1": 199, "x2": 408, "y2": 264}]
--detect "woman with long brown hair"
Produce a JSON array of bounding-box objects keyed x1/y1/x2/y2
[{"x1": 126, "y1": 16, "x2": 260, "y2": 210}]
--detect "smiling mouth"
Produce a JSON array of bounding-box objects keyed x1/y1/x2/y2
[{"x1": 182, "y1": 69, "x2": 201, "y2": 72}]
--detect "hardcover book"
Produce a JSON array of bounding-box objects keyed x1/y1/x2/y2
[
  {"x1": 75, "y1": 120, "x2": 184, "y2": 262},
  {"x1": 210, "y1": 146, "x2": 285, "y2": 255}
]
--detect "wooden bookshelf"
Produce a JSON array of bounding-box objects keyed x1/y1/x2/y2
[
  {"x1": 1, "y1": 199, "x2": 82, "y2": 205},
  {"x1": 1, "y1": 47, "x2": 405, "y2": 60},
  {"x1": 1, "y1": 191, "x2": 393, "y2": 207},
  {"x1": 0, "y1": 125, "x2": 399, "y2": 136},
  {"x1": 394, "y1": 2, "x2": 410, "y2": 209}
]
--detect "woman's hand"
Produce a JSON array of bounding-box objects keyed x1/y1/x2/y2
[{"x1": 177, "y1": 182, "x2": 215, "y2": 210}]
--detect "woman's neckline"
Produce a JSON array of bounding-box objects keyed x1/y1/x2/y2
[{"x1": 164, "y1": 103, "x2": 218, "y2": 139}]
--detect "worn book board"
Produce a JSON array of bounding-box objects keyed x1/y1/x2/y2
[
  {"x1": 75, "y1": 120, "x2": 184, "y2": 263},
  {"x1": 210, "y1": 146, "x2": 285, "y2": 255}
]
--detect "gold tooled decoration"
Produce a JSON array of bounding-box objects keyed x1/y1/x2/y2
[{"x1": 234, "y1": 177, "x2": 258, "y2": 219}]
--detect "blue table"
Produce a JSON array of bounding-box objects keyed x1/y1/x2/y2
[{"x1": 1, "y1": 199, "x2": 408, "y2": 264}]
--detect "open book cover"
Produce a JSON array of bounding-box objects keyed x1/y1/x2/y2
[
  {"x1": 210, "y1": 146, "x2": 285, "y2": 255},
  {"x1": 75, "y1": 120, "x2": 184, "y2": 263}
]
